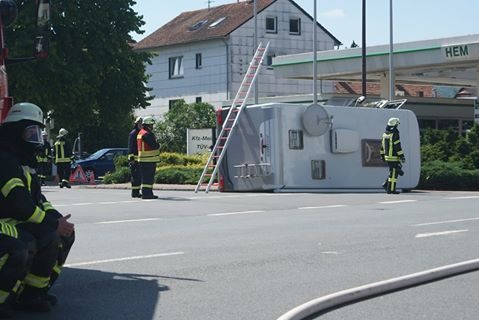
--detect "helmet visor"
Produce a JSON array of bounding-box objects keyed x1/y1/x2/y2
[{"x1": 22, "y1": 125, "x2": 44, "y2": 145}]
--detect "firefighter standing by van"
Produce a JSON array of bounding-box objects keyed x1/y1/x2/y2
[
  {"x1": 128, "y1": 117, "x2": 142, "y2": 198},
  {"x1": 54, "y1": 128, "x2": 72, "y2": 188},
  {"x1": 0, "y1": 103, "x2": 75, "y2": 314},
  {"x1": 36, "y1": 131, "x2": 51, "y2": 186},
  {"x1": 380, "y1": 117, "x2": 405, "y2": 194},
  {"x1": 137, "y1": 116, "x2": 159, "y2": 199}
]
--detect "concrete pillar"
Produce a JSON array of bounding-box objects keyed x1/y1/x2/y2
[{"x1": 379, "y1": 72, "x2": 390, "y2": 99}]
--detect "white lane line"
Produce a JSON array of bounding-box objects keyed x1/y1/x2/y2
[
  {"x1": 298, "y1": 205, "x2": 347, "y2": 210},
  {"x1": 64, "y1": 252, "x2": 184, "y2": 267},
  {"x1": 207, "y1": 210, "x2": 265, "y2": 216},
  {"x1": 95, "y1": 218, "x2": 163, "y2": 225},
  {"x1": 412, "y1": 217, "x2": 479, "y2": 227},
  {"x1": 378, "y1": 200, "x2": 417, "y2": 204},
  {"x1": 98, "y1": 201, "x2": 117, "y2": 205},
  {"x1": 71, "y1": 203, "x2": 95, "y2": 206},
  {"x1": 415, "y1": 229, "x2": 468, "y2": 238},
  {"x1": 445, "y1": 196, "x2": 479, "y2": 200}
]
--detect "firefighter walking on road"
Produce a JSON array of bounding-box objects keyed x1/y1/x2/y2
[
  {"x1": 54, "y1": 128, "x2": 72, "y2": 189},
  {"x1": 136, "y1": 116, "x2": 159, "y2": 199},
  {"x1": 36, "y1": 131, "x2": 51, "y2": 186},
  {"x1": 128, "y1": 117, "x2": 142, "y2": 198},
  {"x1": 380, "y1": 117, "x2": 405, "y2": 194}
]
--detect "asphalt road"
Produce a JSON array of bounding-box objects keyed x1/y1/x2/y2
[{"x1": 14, "y1": 187, "x2": 479, "y2": 320}]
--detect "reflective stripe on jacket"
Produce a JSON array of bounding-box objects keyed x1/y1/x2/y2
[
  {"x1": 54, "y1": 139, "x2": 70, "y2": 163},
  {"x1": 136, "y1": 128, "x2": 160, "y2": 162},
  {"x1": 381, "y1": 131, "x2": 404, "y2": 162}
]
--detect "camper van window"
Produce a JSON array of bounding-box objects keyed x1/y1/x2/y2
[{"x1": 289, "y1": 130, "x2": 303, "y2": 149}]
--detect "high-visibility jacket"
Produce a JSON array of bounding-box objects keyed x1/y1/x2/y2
[
  {"x1": 380, "y1": 127, "x2": 404, "y2": 162},
  {"x1": 136, "y1": 128, "x2": 160, "y2": 163},
  {"x1": 36, "y1": 142, "x2": 51, "y2": 163},
  {"x1": 54, "y1": 137, "x2": 71, "y2": 164},
  {"x1": 0, "y1": 150, "x2": 58, "y2": 228}
]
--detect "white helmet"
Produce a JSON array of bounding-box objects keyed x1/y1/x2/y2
[
  {"x1": 387, "y1": 117, "x2": 400, "y2": 126},
  {"x1": 58, "y1": 128, "x2": 68, "y2": 137},
  {"x1": 142, "y1": 116, "x2": 155, "y2": 125},
  {"x1": 135, "y1": 116, "x2": 142, "y2": 124},
  {"x1": 3, "y1": 102, "x2": 43, "y2": 125}
]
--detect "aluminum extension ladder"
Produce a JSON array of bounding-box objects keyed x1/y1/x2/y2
[{"x1": 195, "y1": 41, "x2": 270, "y2": 193}]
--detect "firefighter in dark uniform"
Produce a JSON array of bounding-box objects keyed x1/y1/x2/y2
[
  {"x1": 380, "y1": 117, "x2": 405, "y2": 194},
  {"x1": 54, "y1": 128, "x2": 72, "y2": 188},
  {"x1": 0, "y1": 102, "x2": 75, "y2": 314},
  {"x1": 36, "y1": 131, "x2": 51, "y2": 186},
  {"x1": 137, "y1": 116, "x2": 159, "y2": 199},
  {"x1": 128, "y1": 117, "x2": 142, "y2": 198}
]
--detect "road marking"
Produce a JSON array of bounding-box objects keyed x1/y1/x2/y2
[
  {"x1": 95, "y1": 218, "x2": 163, "y2": 224},
  {"x1": 71, "y1": 202, "x2": 95, "y2": 206},
  {"x1": 207, "y1": 210, "x2": 265, "y2": 216},
  {"x1": 64, "y1": 252, "x2": 184, "y2": 267},
  {"x1": 412, "y1": 217, "x2": 479, "y2": 227},
  {"x1": 321, "y1": 251, "x2": 341, "y2": 255},
  {"x1": 378, "y1": 200, "x2": 416, "y2": 204},
  {"x1": 415, "y1": 229, "x2": 468, "y2": 238},
  {"x1": 445, "y1": 196, "x2": 479, "y2": 200},
  {"x1": 298, "y1": 205, "x2": 347, "y2": 210},
  {"x1": 98, "y1": 201, "x2": 117, "y2": 205}
]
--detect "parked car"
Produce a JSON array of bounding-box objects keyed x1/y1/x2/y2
[{"x1": 72, "y1": 148, "x2": 128, "y2": 179}]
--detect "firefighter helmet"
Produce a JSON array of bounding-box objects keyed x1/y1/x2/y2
[
  {"x1": 387, "y1": 117, "x2": 400, "y2": 126},
  {"x1": 3, "y1": 102, "x2": 44, "y2": 125},
  {"x1": 135, "y1": 116, "x2": 143, "y2": 124},
  {"x1": 58, "y1": 128, "x2": 68, "y2": 137},
  {"x1": 142, "y1": 116, "x2": 155, "y2": 125}
]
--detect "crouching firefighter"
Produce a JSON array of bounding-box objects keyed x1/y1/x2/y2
[
  {"x1": 0, "y1": 102, "x2": 75, "y2": 313},
  {"x1": 380, "y1": 117, "x2": 406, "y2": 194}
]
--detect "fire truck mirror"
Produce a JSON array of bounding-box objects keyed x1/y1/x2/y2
[
  {"x1": 33, "y1": 36, "x2": 49, "y2": 59},
  {"x1": 36, "y1": 0, "x2": 51, "y2": 33}
]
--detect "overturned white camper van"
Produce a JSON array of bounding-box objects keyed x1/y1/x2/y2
[{"x1": 217, "y1": 101, "x2": 420, "y2": 192}]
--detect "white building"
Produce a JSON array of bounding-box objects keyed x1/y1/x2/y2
[{"x1": 133, "y1": 0, "x2": 341, "y2": 117}]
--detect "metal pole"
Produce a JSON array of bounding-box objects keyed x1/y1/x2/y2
[
  {"x1": 313, "y1": 0, "x2": 317, "y2": 105},
  {"x1": 388, "y1": 0, "x2": 394, "y2": 101},
  {"x1": 361, "y1": 0, "x2": 366, "y2": 97},
  {"x1": 254, "y1": 0, "x2": 258, "y2": 104}
]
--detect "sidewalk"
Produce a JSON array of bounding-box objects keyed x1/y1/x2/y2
[{"x1": 76, "y1": 182, "x2": 217, "y2": 192}]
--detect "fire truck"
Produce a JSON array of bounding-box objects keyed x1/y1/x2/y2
[{"x1": 0, "y1": 0, "x2": 50, "y2": 123}]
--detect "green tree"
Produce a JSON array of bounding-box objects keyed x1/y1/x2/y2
[
  {"x1": 155, "y1": 100, "x2": 216, "y2": 153},
  {"x1": 5, "y1": 0, "x2": 152, "y2": 151}
]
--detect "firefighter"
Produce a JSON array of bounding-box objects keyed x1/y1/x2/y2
[
  {"x1": 128, "y1": 117, "x2": 142, "y2": 198},
  {"x1": 54, "y1": 128, "x2": 72, "y2": 188},
  {"x1": 0, "y1": 102, "x2": 75, "y2": 312},
  {"x1": 36, "y1": 130, "x2": 51, "y2": 186},
  {"x1": 137, "y1": 116, "x2": 159, "y2": 199},
  {"x1": 380, "y1": 117, "x2": 405, "y2": 194}
]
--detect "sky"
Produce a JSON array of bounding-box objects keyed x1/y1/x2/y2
[{"x1": 131, "y1": 0, "x2": 478, "y2": 48}]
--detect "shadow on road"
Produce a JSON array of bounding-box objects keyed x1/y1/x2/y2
[{"x1": 12, "y1": 267, "x2": 200, "y2": 320}]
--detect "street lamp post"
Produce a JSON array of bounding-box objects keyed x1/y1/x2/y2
[
  {"x1": 389, "y1": 0, "x2": 395, "y2": 101},
  {"x1": 361, "y1": 0, "x2": 366, "y2": 97},
  {"x1": 313, "y1": 0, "x2": 317, "y2": 105}
]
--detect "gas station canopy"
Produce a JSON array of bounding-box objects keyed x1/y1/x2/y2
[{"x1": 273, "y1": 34, "x2": 479, "y2": 94}]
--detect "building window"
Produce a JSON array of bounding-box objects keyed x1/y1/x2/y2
[
  {"x1": 265, "y1": 16, "x2": 277, "y2": 33},
  {"x1": 195, "y1": 53, "x2": 202, "y2": 69},
  {"x1": 208, "y1": 17, "x2": 226, "y2": 28},
  {"x1": 195, "y1": 97, "x2": 202, "y2": 103},
  {"x1": 169, "y1": 56, "x2": 183, "y2": 79},
  {"x1": 266, "y1": 54, "x2": 275, "y2": 69},
  {"x1": 189, "y1": 19, "x2": 208, "y2": 31},
  {"x1": 289, "y1": 18, "x2": 301, "y2": 35}
]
